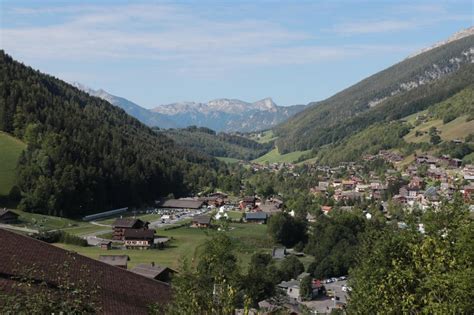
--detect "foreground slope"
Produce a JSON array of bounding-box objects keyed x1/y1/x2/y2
[
  {"x1": 0, "y1": 51, "x2": 218, "y2": 217},
  {"x1": 275, "y1": 30, "x2": 474, "y2": 153}
]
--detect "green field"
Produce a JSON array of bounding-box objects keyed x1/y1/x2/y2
[
  {"x1": 55, "y1": 223, "x2": 274, "y2": 271},
  {"x1": 216, "y1": 156, "x2": 241, "y2": 164},
  {"x1": 253, "y1": 148, "x2": 311, "y2": 163},
  {"x1": 252, "y1": 130, "x2": 278, "y2": 144},
  {"x1": 0, "y1": 132, "x2": 26, "y2": 196},
  {"x1": 404, "y1": 115, "x2": 474, "y2": 143}
]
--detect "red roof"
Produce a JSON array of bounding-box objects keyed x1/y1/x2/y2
[{"x1": 0, "y1": 228, "x2": 171, "y2": 314}]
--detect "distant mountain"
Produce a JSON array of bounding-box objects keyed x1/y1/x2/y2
[
  {"x1": 151, "y1": 98, "x2": 305, "y2": 132},
  {"x1": 71, "y1": 83, "x2": 177, "y2": 128},
  {"x1": 72, "y1": 84, "x2": 305, "y2": 132},
  {"x1": 274, "y1": 28, "x2": 474, "y2": 154}
]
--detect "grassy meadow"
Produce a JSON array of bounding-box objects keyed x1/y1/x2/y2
[{"x1": 0, "y1": 132, "x2": 26, "y2": 197}]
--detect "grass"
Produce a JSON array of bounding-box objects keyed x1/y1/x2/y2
[
  {"x1": 253, "y1": 148, "x2": 311, "y2": 164},
  {"x1": 216, "y1": 156, "x2": 241, "y2": 164},
  {"x1": 0, "y1": 132, "x2": 26, "y2": 196},
  {"x1": 54, "y1": 222, "x2": 274, "y2": 271},
  {"x1": 248, "y1": 130, "x2": 278, "y2": 144},
  {"x1": 404, "y1": 115, "x2": 474, "y2": 143}
]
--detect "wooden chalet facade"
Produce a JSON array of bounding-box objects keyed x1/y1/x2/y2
[
  {"x1": 191, "y1": 215, "x2": 211, "y2": 228},
  {"x1": 124, "y1": 229, "x2": 155, "y2": 249},
  {"x1": 112, "y1": 218, "x2": 148, "y2": 240}
]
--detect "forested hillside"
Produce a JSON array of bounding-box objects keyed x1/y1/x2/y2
[
  {"x1": 161, "y1": 126, "x2": 272, "y2": 160},
  {"x1": 275, "y1": 34, "x2": 474, "y2": 153},
  {"x1": 0, "y1": 51, "x2": 220, "y2": 217},
  {"x1": 303, "y1": 82, "x2": 474, "y2": 165}
]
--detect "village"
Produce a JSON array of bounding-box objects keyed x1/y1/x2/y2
[{"x1": 1, "y1": 147, "x2": 473, "y2": 314}]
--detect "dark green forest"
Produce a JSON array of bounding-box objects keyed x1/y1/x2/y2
[
  {"x1": 0, "y1": 51, "x2": 221, "y2": 217},
  {"x1": 275, "y1": 35, "x2": 474, "y2": 153},
  {"x1": 161, "y1": 126, "x2": 272, "y2": 160}
]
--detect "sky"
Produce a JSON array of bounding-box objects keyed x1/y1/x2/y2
[{"x1": 1, "y1": 1, "x2": 473, "y2": 108}]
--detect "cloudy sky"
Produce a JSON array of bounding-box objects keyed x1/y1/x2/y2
[{"x1": 1, "y1": 0, "x2": 472, "y2": 108}]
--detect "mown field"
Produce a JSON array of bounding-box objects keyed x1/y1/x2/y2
[
  {"x1": 56, "y1": 222, "x2": 274, "y2": 270},
  {"x1": 404, "y1": 115, "x2": 474, "y2": 143},
  {"x1": 253, "y1": 148, "x2": 311, "y2": 163},
  {"x1": 0, "y1": 132, "x2": 26, "y2": 196}
]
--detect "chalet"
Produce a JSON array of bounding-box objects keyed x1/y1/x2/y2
[
  {"x1": 0, "y1": 209, "x2": 19, "y2": 224},
  {"x1": 342, "y1": 180, "x2": 356, "y2": 190},
  {"x1": 0, "y1": 229, "x2": 171, "y2": 314},
  {"x1": 239, "y1": 196, "x2": 257, "y2": 210},
  {"x1": 244, "y1": 212, "x2": 268, "y2": 224},
  {"x1": 191, "y1": 215, "x2": 211, "y2": 228},
  {"x1": 156, "y1": 199, "x2": 204, "y2": 210},
  {"x1": 99, "y1": 255, "x2": 130, "y2": 269},
  {"x1": 130, "y1": 263, "x2": 176, "y2": 283},
  {"x1": 321, "y1": 206, "x2": 332, "y2": 215},
  {"x1": 463, "y1": 185, "x2": 474, "y2": 201},
  {"x1": 124, "y1": 229, "x2": 155, "y2": 249},
  {"x1": 112, "y1": 218, "x2": 148, "y2": 240},
  {"x1": 100, "y1": 241, "x2": 112, "y2": 250}
]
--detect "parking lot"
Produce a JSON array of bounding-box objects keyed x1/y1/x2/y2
[{"x1": 302, "y1": 279, "x2": 349, "y2": 314}]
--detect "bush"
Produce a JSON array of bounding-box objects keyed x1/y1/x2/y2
[{"x1": 30, "y1": 231, "x2": 87, "y2": 247}]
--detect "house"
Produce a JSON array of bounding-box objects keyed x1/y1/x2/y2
[
  {"x1": 0, "y1": 228, "x2": 171, "y2": 314},
  {"x1": 239, "y1": 196, "x2": 257, "y2": 210},
  {"x1": 272, "y1": 247, "x2": 286, "y2": 259},
  {"x1": 191, "y1": 215, "x2": 211, "y2": 228},
  {"x1": 0, "y1": 209, "x2": 19, "y2": 224},
  {"x1": 112, "y1": 218, "x2": 148, "y2": 240},
  {"x1": 130, "y1": 263, "x2": 176, "y2": 283},
  {"x1": 99, "y1": 255, "x2": 130, "y2": 269},
  {"x1": 156, "y1": 199, "x2": 204, "y2": 210},
  {"x1": 277, "y1": 279, "x2": 301, "y2": 302},
  {"x1": 124, "y1": 229, "x2": 155, "y2": 249},
  {"x1": 100, "y1": 241, "x2": 112, "y2": 250},
  {"x1": 321, "y1": 206, "x2": 332, "y2": 215},
  {"x1": 244, "y1": 212, "x2": 268, "y2": 224}
]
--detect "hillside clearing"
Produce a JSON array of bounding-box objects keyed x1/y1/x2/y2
[
  {"x1": 404, "y1": 115, "x2": 474, "y2": 143},
  {"x1": 253, "y1": 148, "x2": 311, "y2": 163},
  {"x1": 0, "y1": 132, "x2": 26, "y2": 197}
]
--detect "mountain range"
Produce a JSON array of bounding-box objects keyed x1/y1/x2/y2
[{"x1": 72, "y1": 83, "x2": 305, "y2": 132}]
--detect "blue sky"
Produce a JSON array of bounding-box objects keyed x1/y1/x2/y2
[{"x1": 1, "y1": 1, "x2": 472, "y2": 108}]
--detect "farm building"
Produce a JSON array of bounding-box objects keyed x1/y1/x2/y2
[
  {"x1": 0, "y1": 209, "x2": 19, "y2": 224},
  {"x1": 191, "y1": 215, "x2": 211, "y2": 228},
  {"x1": 130, "y1": 263, "x2": 176, "y2": 283},
  {"x1": 156, "y1": 199, "x2": 204, "y2": 210},
  {"x1": 99, "y1": 255, "x2": 130, "y2": 269},
  {"x1": 244, "y1": 212, "x2": 268, "y2": 224}
]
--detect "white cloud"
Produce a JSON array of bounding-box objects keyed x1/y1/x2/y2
[{"x1": 0, "y1": 3, "x2": 424, "y2": 77}]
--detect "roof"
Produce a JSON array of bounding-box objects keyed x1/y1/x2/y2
[
  {"x1": 192, "y1": 215, "x2": 211, "y2": 225},
  {"x1": 112, "y1": 218, "x2": 144, "y2": 228},
  {"x1": 272, "y1": 247, "x2": 286, "y2": 259},
  {"x1": 123, "y1": 229, "x2": 155, "y2": 240},
  {"x1": 157, "y1": 199, "x2": 204, "y2": 209},
  {"x1": 99, "y1": 255, "x2": 130, "y2": 266},
  {"x1": 245, "y1": 212, "x2": 268, "y2": 220},
  {"x1": 0, "y1": 209, "x2": 19, "y2": 218},
  {"x1": 0, "y1": 228, "x2": 171, "y2": 314},
  {"x1": 130, "y1": 263, "x2": 175, "y2": 279}
]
